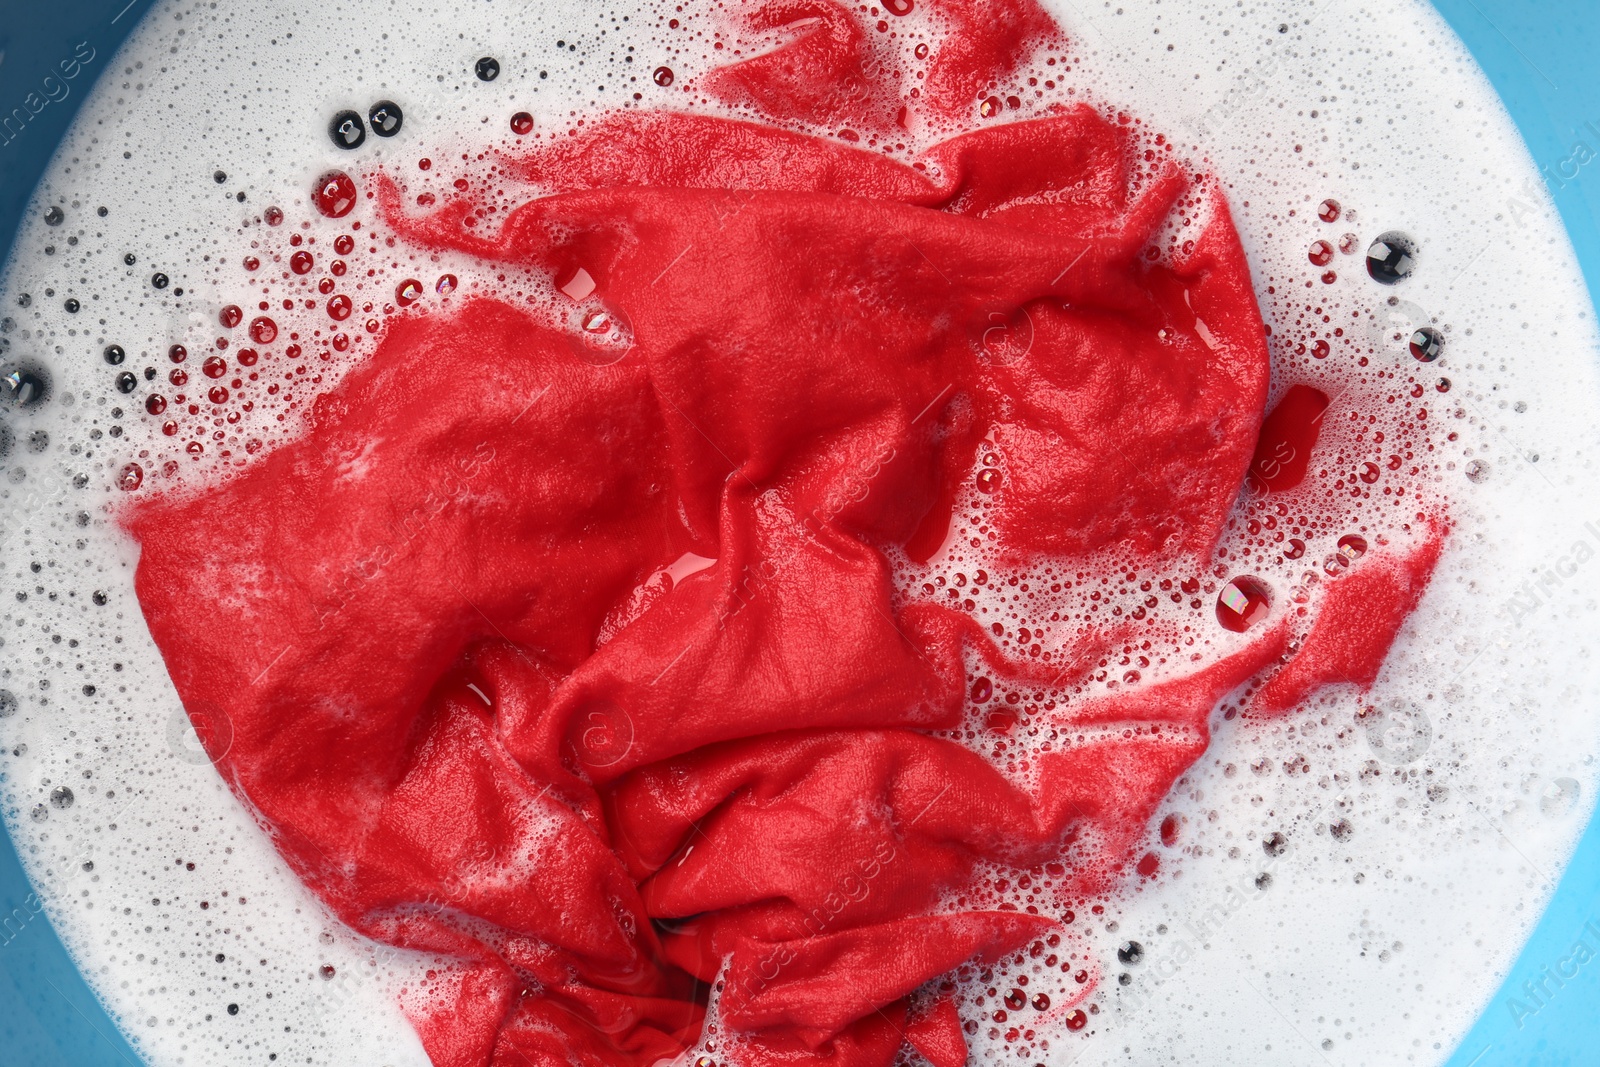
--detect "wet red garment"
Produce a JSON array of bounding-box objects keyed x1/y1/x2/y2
[
  {"x1": 124, "y1": 2, "x2": 1440, "y2": 1065},
  {"x1": 1254, "y1": 525, "x2": 1445, "y2": 716}
]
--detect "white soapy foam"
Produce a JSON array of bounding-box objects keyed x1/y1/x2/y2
[{"x1": 0, "y1": 0, "x2": 1597, "y2": 1065}]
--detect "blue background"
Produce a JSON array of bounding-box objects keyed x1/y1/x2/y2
[
  {"x1": 1428, "y1": 3, "x2": 1600, "y2": 1065},
  {"x1": 0, "y1": 0, "x2": 1596, "y2": 1063}
]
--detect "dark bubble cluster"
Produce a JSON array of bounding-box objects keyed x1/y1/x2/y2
[{"x1": 328, "y1": 101, "x2": 405, "y2": 149}]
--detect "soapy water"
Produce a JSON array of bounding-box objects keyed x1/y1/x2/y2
[{"x1": 0, "y1": 0, "x2": 1597, "y2": 1065}]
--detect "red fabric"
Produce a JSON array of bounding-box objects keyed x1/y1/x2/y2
[
  {"x1": 904, "y1": 998, "x2": 966, "y2": 1067},
  {"x1": 1248, "y1": 384, "x2": 1330, "y2": 494},
  {"x1": 1254, "y1": 525, "x2": 1445, "y2": 716},
  {"x1": 121, "y1": 2, "x2": 1441, "y2": 1065},
  {"x1": 695, "y1": 0, "x2": 1058, "y2": 130}
]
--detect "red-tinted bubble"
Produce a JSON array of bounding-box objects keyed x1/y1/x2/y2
[
  {"x1": 1309, "y1": 240, "x2": 1333, "y2": 267},
  {"x1": 653, "y1": 66, "x2": 674, "y2": 87},
  {"x1": 884, "y1": 0, "x2": 913, "y2": 13},
  {"x1": 168, "y1": 344, "x2": 187, "y2": 363},
  {"x1": 984, "y1": 706, "x2": 1018, "y2": 733},
  {"x1": 237, "y1": 349, "x2": 258, "y2": 367},
  {"x1": 1135, "y1": 852, "x2": 1160, "y2": 877},
  {"x1": 971, "y1": 677, "x2": 993, "y2": 703},
  {"x1": 976, "y1": 468, "x2": 1001, "y2": 493},
  {"x1": 510, "y1": 112, "x2": 535, "y2": 135},
  {"x1": 117, "y1": 463, "x2": 143, "y2": 491},
  {"x1": 418, "y1": 158, "x2": 432, "y2": 171},
  {"x1": 1065, "y1": 1009, "x2": 1087, "y2": 1032},
  {"x1": 145, "y1": 394, "x2": 168, "y2": 415},
  {"x1": 290, "y1": 250, "x2": 314, "y2": 275},
  {"x1": 208, "y1": 385, "x2": 230, "y2": 404},
  {"x1": 1409, "y1": 326, "x2": 1443, "y2": 362},
  {"x1": 331, "y1": 333, "x2": 350, "y2": 352},
  {"x1": 331, "y1": 261, "x2": 347, "y2": 277},
  {"x1": 249, "y1": 317, "x2": 278, "y2": 344},
  {"x1": 396, "y1": 279, "x2": 423, "y2": 307},
  {"x1": 327, "y1": 294, "x2": 353, "y2": 321},
  {"x1": 219, "y1": 305, "x2": 243, "y2": 328},
  {"x1": 437, "y1": 274, "x2": 458, "y2": 294},
  {"x1": 1337, "y1": 534, "x2": 1367, "y2": 563},
  {"x1": 312, "y1": 171, "x2": 358, "y2": 219},
  {"x1": 1311, "y1": 339, "x2": 1330, "y2": 359},
  {"x1": 1216, "y1": 575, "x2": 1271, "y2": 632},
  {"x1": 243, "y1": 256, "x2": 260, "y2": 271},
  {"x1": 264, "y1": 206, "x2": 283, "y2": 226},
  {"x1": 162, "y1": 421, "x2": 178, "y2": 436},
  {"x1": 169, "y1": 368, "x2": 187, "y2": 386},
  {"x1": 1318, "y1": 198, "x2": 1341, "y2": 223},
  {"x1": 202, "y1": 356, "x2": 227, "y2": 379},
  {"x1": 334, "y1": 234, "x2": 354, "y2": 255},
  {"x1": 980, "y1": 96, "x2": 1003, "y2": 118},
  {"x1": 1284, "y1": 537, "x2": 1306, "y2": 560},
  {"x1": 1159, "y1": 814, "x2": 1180, "y2": 846},
  {"x1": 319, "y1": 278, "x2": 336, "y2": 295},
  {"x1": 914, "y1": 42, "x2": 929, "y2": 59}
]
